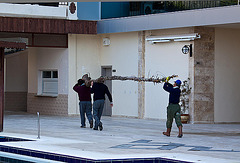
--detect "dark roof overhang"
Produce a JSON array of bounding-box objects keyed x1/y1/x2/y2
[
  {"x1": 0, "y1": 16, "x2": 97, "y2": 35},
  {"x1": 0, "y1": 41, "x2": 26, "y2": 49}
]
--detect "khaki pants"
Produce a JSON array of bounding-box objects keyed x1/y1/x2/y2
[{"x1": 166, "y1": 104, "x2": 182, "y2": 128}]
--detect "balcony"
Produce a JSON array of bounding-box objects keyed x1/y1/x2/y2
[{"x1": 0, "y1": 3, "x2": 68, "y2": 19}]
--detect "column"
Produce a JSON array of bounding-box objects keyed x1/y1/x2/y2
[
  {"x1": 0, "y1": 48, "x2": 4, "y2": 131},
  {"x1": 138, "y1": 31, "x2": 145, "y2": 119},
  {"x1": 191, "y1": 27, "x2": 215, "y2": 123}
]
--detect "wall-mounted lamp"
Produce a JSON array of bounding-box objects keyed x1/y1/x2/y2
[
  {"x1": 103, "y1": 38, "x2": 110, "y2": 46},
  {"x1": 146, "y1": 33, "x2": 200, "y2": 44},
  {"x1": 182, "y1": 44, "x2": 193, "y2": 57}
]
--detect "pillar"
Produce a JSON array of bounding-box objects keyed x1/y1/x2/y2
[
  {"x1": 0, "y1": 48, "x2": 4, "y2": 131},
  {"x1": 190, "y1": 27, "x2": 215, "y2": 123},
  {"x1": 138, "y1": 31, "x2": 145, "y2": 119}
]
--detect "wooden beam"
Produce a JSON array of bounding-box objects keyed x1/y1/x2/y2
[
  {"x1": 0, "y1": 48, "x2": 4, "y2": 132},
  {"x1": 0, "y1": 16, "x2": 97, "y2": 35},
  {"x1": 0, "y1": 41, "x2": 26, "y2": 49}
]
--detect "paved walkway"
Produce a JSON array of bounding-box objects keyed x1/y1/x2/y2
[{"x1": 1, "y1": 111, "x2": 240, "y2": 162}]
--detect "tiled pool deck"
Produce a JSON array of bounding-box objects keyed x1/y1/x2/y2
[{"x1": 1, "y1": 111, "x2": 240, "y2": 163}]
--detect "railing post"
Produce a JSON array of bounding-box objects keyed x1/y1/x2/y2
[{"x1": 37, "y1": 112, "x2": 40, "y2": 139}]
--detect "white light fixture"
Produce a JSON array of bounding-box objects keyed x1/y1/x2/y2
[
  {"x1": 174, "y1": 38, "x2": 192, "y2": 42},
  {"x1": 146, "y1": 33, "x2": 200, "y2": 44},
  {"x1": 103, "y1": 38, "x2": 110, "y2": 46},
  {"x1": 149, "y1": 40, "x2": 171, "y2": 44}
]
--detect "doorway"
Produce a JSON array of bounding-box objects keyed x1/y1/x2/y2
[{"x1": 101, "y1": 66, "x2": 112, "y2": 116}]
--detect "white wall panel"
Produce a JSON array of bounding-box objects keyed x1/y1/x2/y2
[
  {"x1": 145, "y1": 29, "x2": 190, "y2": 119},
  {"x1": 99, "y1": 32, "x2": 139, "y2": 117}
]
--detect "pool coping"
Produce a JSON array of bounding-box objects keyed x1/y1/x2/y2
[{"x1": 0, "y1": 144, "x2": 193, "y2": 163}]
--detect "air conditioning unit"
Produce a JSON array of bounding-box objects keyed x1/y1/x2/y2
[{"x1": 144, "y1": 3, "x2": 153, "y2": 15}]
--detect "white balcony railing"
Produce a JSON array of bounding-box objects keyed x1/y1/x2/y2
[{"x1": 0, "y1": 3, "x2": 68, "y2": 19}]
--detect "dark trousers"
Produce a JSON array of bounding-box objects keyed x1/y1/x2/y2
[
  {"x1": 166, "y1": 104, "x2": 182, "y2": 128},
  {"x1": 93, "y1": 99, "x2": 105, "y2": 128},
  {"x1": 79, "y1": 101, "x2": 93, "y2": 127}
]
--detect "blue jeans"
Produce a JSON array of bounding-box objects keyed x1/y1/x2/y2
[
  {"x1": 93, "y1": 100, "x2": 105, "y2": 128},
  {"x1": 79, "y1": 101, "x2": 93, "y2": 127}
]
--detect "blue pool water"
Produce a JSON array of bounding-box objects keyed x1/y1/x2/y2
[
  {"x1": 0, "y1": 136, "x2": 33, "y2": 142},
  {"x1": 0, "y1": 156, "x2": 33, "y2": 163}
]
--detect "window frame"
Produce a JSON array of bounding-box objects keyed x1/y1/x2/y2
[{"x1": 37, "y1": 70, "x2": 58, "y2": 97}]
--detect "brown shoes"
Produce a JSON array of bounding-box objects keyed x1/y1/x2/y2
[
  {"x1": 163, "y1": 132, "x2": 170, "y2": 137},
  {"x1": 177, "y1": 134, "x2": 183, "y2": 138},
  {"x1": 163, "y1": 127, "x2": 183, "y2": 138},
  {"x1": 163, "y1": 128, "x2": 171, "y2": 137},
  {"x1": 177, "y1": 126, "x2": 183, "y2": 138}
]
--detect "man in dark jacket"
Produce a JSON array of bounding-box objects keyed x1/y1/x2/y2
[
  {"x1": 163, "y1": 78, "x2": 183, "y2": 138},
  {"x1": 91, "y1": 77, "x2": 113, "y2": 131},
  {"x1": 73, "y1": 78, "x2": 93, "y2": 128}
]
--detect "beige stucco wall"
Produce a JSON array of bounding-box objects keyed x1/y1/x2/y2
[
  {"x1": 5, "y1": 51, "x2": 28, "y2": 92},
  {"x1": 145, "y1": 28, "x2": 191, "y2": 119},
  {"x1": 27, "y1": 47, "x2": 69, "y2": 115},
  {"x1": 99, "y1": 32, "x2": 139, "y2": 117},
  {"x1": 215, "y1": 28, "x2": 240, "y2": 123},
  {"x1": 68, "y1": 34, "x2": 101, "y2": 115},
  {"x1": 70, "y1": 29, "x2": 190, "y2": 119},
  {"x1": 98, "y1": 29, "x2": 190, "y2": 119},
  {"x1": 69, "y1": 33, "x2": 138, "y2": 117},
  {"x1": 28, "y1": 47, "x2": 68, "y2": 94},
  {"x1": 5, "y1": 51, "x2": 28, "y2": 111},
  {"x1": 7, "y1": 27, "x2": 239, "y2": 122},
  {"x1": 28, "y1": 48, "x2": 37, "y2": 93}
]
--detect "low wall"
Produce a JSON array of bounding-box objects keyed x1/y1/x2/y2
[
  {"x1": 27, "y1": 93, "x2": 68, "y2": 116},
  {"x1": 5, "y1": 92, "x2": 27, "y2": 111}
]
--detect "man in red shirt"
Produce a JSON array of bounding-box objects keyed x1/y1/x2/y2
[{"x1": 73, "y1": 78, "x2": 93, "y2": 128}]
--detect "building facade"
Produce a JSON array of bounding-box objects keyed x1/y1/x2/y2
[{"x1": 2, "y1": 2, "x2": 240, "y2": 124}]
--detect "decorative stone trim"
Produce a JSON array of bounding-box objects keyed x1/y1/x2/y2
[
  {"x1": 192, "y1": 26, "x2": 215, "y2": 123},
  {"x1": 138, "y1": 31, "x2": 145, "y2": 119}
]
